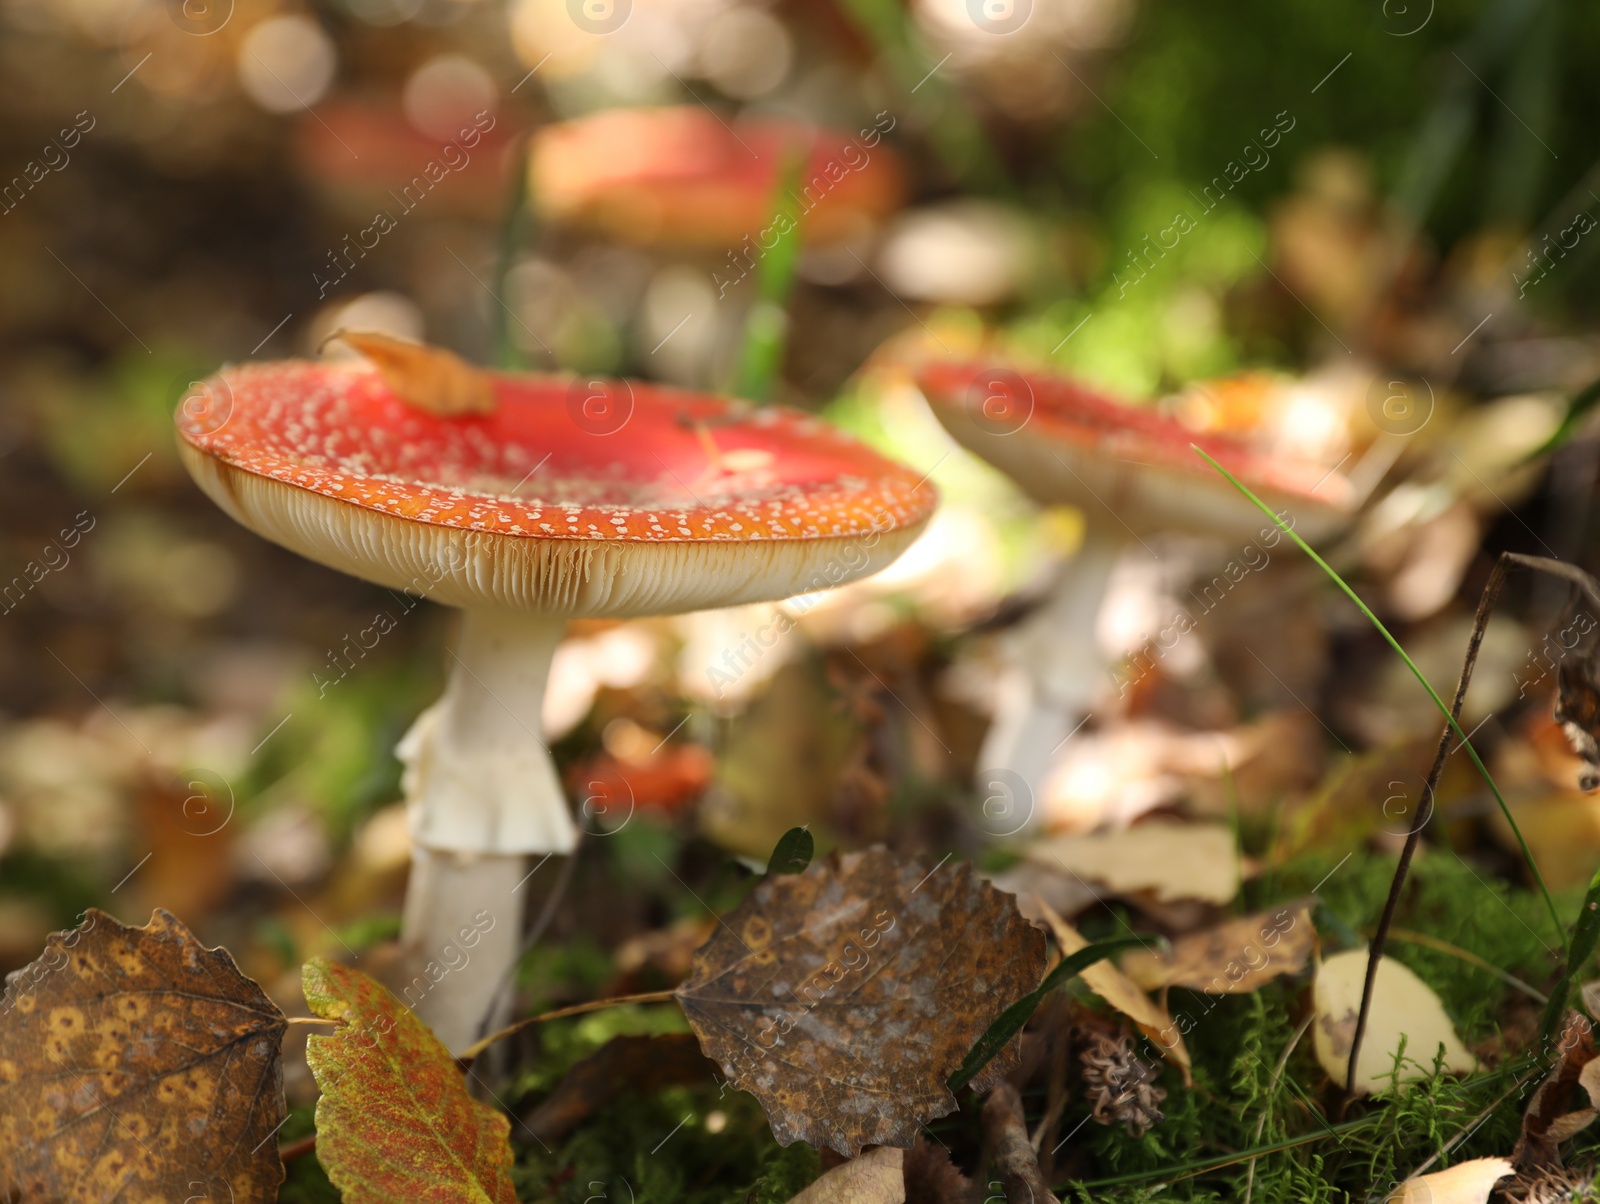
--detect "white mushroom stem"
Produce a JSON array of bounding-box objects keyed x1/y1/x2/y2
[
  {"x1": 398, "y1": 849, "x2": 527, "y2": 1053},
  {"x1": 396, "y1": 608, "x2": 577, "y2": 1052},
  {"x1": 976, "y1": 527, "x2": 1122, "y2": 818}
]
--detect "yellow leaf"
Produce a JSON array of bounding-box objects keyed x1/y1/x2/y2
[
  {"x1": 1385, "y1": 1157, "x2": 1513, "y2": 1203},
  {"x1": 1026, "y1": 821, "x2": 1239, "y2": 905},
  {"x1": 1034, "y1": 897, "x2": 1192, "y2": 1085},
  {"x1": 1312, "y1": 950, "x2": 1477, "y2": 1095},
  {"x1": 786, "y1": 1147, "x2": 905, "y2": 1204}
]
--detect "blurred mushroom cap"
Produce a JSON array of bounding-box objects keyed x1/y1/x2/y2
[{"x1": 531, "y1": 106, "x2": 906, "y2": 249}]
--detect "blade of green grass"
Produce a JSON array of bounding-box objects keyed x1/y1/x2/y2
[
  {"x1": 732, "y1": 151, "x2": 806, "y2": 403},
  {"x1": 947, "y1": 934, "x2": 1148, "y2": 1092},
  {"x1": 1526, "y1": 373, "x2": 1600, "y2": 462},
  {"x1": 1070, "y1": 1116, "x2": 1373, "y2": 1190},
  {"x1": 1540, "y1": 866, "x2": 1600, "y2": 1038},
  {"x1": 492, "y1": 133, "x2": 535, "y2": 371},
  {"x1": 1189, "y1": 444, "x2": 1565, "y2": 950}
]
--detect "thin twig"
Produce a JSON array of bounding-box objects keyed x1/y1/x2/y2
[
  {"x1": 984, "y1": 1082, "x2": 1062, "y2": 1204},
  {"x1": 1344, "y1": 550, "x2": 1600, "y2": 1110},
  {"x1": 278, "y1": 1133, "x2": 316, "y2": 1162},
  {"x1": 1343, "y1": 553, "x2": 1508, "y2": 1110},
  {"x1": 458, "y1": 989, "x2": 678, "y2": 1066}
]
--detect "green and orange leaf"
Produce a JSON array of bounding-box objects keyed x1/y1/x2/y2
[{"x1": 303, "y1": 957, "x2": 516, "y2": 1204}]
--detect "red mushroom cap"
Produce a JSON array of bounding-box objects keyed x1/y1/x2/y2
[
  {"x1": 530, "y1": 106, "x2": 905, "y2": 248},
  {"x1": 176, "y1": 361, "x2": 935, "y2": 615},
  {"x1": 294, "y1": 99, "x2": 520, "y2": 221},
  {"x1": 916, "y1": 361, "x2": 1357, "y2": 541}
]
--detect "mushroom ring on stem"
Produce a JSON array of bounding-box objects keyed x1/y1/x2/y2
[
  {"x1": 176, "y1": 357, "x2": 936, "y2": 1048},
  {"x1": 915, "y1": 362, "x2": 1365, "y2": 812}
]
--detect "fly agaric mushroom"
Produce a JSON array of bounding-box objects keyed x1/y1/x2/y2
[
  {"x1": 916, "y1": 362, "x2": 1365, "y2": 811},
  {"x1": 175, "y1": 351, "x2": 935, "y2": 1049},
  {"x1": 530, "y1": 105, "x2": 905, "y2": 250}
]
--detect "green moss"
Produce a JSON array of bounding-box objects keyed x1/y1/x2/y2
[
  {"x1": 1047, "y1": 848, "x2": 1600, "y2": 1200},
  {"x1": 513, "y1": 1085, "x2": 791, "y2": 1204}
]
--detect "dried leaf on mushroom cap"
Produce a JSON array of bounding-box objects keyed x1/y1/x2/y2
[{"x1": 323, "y1": 329, "x2": 495, "y2": 417}]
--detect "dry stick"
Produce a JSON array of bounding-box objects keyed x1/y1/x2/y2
[
  {"x1": 278, "y1": 1133, "x2": 316, "y2": 1162},
  {"x1": 1342, "y1": 550, "x2": 1600, "y2": 1113},
  {"x1": 1341, "y1": 554, "x2": 1510, "y2": 1112},
  {"x1": 983, "y1": 1082, "x2": 1062, "y2": 1204}
]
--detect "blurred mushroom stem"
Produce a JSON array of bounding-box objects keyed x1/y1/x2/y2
[
  {"x1": 396, "y1": 608, "x2": 577, "y2": 1051},
  {"x1": 978, "y1": 528, "x2": 1121, "y2": 808}
]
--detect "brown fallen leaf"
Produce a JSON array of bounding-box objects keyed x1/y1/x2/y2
[
  {"x1": 786, "y1": 1146, "x2": 905, "y2": 1204},
  {"x1": 1120, "y1": 903, "x2": 1315, "y2": 994},
  {"x1": 1386, "y1": 1157, "x2": 1514, "y2": 1203},
  {"x1": 523, "y1": 1032, "x2": 717, "y2": 1143},
  {"x1": 1034, "y1": 898, "x2": 1192, "y2": 1085},
  {"x1": 676, "y1": 847, "x2": 1047, "y2": 1156},
  {"x1": 0, "y1": 908, "x2": 287, "y2": 1203},
  {"x1": 1512, "y1": 1012, "x2": 1600, "y2": 1173},
  {"x1": 303, "y1": 957, "x2": 517, "y2": 1204},
  {"x1": 329, "y1": 329, "x2": 496, "y2": 416}
]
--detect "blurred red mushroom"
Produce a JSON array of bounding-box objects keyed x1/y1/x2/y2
[
  {"x1": 294, "y1": 98, "x2": 523, "y2": 222},
  {"x1": 565, "y1": 740, "x2": 714, "y2": 822},
  {"x1": 917, "y1": 361, "x2": 1368, "y2": 811},
  {"x1": 529, "y1": 105, "x2": 906, "y2": 250}
]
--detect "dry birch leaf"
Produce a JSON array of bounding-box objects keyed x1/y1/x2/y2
[
  {"x1": 0, "y1": 909, "x2": 287, "y2": 1203},
  {"x1": 1025, "y1": 821, "x2": 1240, "y2": 905},
  {"x1": 1120, "y1": 903, "x2": 1315, "y2": 994},
  {"x1": 676, "y1": 847, "x2": 1047, "y2": 1156},
  {"x1": 1512, "y1": 1011, "x2": 1600, "y2": 1172},
  {"x1": 785, "y1": 1146, "x2": 905, "y2": 1204},
  {"x1": 1385, "y1": 1157, "x2": 1514, "y2": 1203}
]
